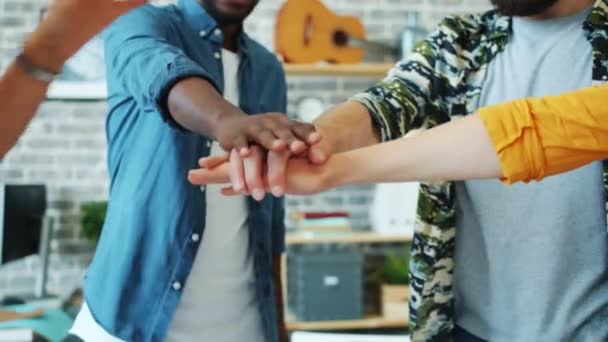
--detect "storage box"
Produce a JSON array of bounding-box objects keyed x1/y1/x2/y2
[
  {"x1": 288, "y1": 250, "x2": 363, "y2": 321},
  {"x1": 381, "y1": 285, "x2": 409, "y2": 319}
]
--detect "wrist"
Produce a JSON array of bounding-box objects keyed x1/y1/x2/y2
[
  {"x1": 23, "y1": 5, "x2": 96, "y2": 73},
  {"x1": 22, "y1": 37, "x2": 68, "y2": 74},
  {"x1": 212, "y1": 105, "x2": 246, "y2": 140},
  {"x1": 322, "y1": 154, "x2": 352, "y2": 190},
  {"x1": 313, "y1": 124, "x2": 334, "y2": 152}
]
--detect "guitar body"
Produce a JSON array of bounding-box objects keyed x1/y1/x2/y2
[{"x1": 275, "y1": 0, "x2": 366, "y2": 64}]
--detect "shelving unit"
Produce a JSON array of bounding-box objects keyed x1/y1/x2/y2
[
  {"x1": 286, "y1": 315, "x2": 408, "y2": 331},
  {"x1": 283, "y1": 63, "x2": 393, "y2": 77},
  {"x1": 286, "y1": 232, "x2": 412, "y2": 245},
  {"x1": 283, "y1": 231, "x2": 411, "y2": 332}
]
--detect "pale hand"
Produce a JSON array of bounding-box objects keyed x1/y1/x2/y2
[
  {"x1": 187, "y1": 147, "x2": 336, "y2": 197},
  {"x1": 205, "y1": 137, "x2": 332, "y2": 200}
]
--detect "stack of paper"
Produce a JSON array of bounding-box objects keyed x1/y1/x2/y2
[{"x1": 294, "y1": 212, "x2": 352, "y2": 232}]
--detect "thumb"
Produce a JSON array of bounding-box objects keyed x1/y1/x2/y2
[{"x1": 308, "y1": 140, "x2": 331, "y2": 165}]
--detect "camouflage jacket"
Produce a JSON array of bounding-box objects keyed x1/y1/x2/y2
[{"x1": 353, "y1": 1, "x2": 608, "y2": 341}]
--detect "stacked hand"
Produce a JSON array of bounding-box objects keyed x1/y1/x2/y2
[
  {"x1": 188, "y1": 131, "x2": 338, "y2": 200},
  {"x1": 213, "y1": 112, "x2": 321, "y2": 158}
]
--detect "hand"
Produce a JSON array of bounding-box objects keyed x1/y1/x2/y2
[
  {"x1": 214, "y1": 113, "x2": 321, "y2": 157},
  {"x1": 201, "y1": 133, "x2": 331, "y2": 200},
  {"x1": 211, "y1": 129, "x2": 332, "y2": 199},
  {"x1": 24, "y1": 0, "x2": 144, "y2": 71},
  {"x1": 187, "y1": 146, "x2": 338, "y2": 198}
]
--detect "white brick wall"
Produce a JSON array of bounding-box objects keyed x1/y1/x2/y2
[{"x1": 0, "y1": 0, "x2": 491, "y2": 299}]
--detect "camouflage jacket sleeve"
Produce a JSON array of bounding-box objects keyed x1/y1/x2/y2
[{"x1": 351, "y1": 24, "x2": 453, "y2": 142}]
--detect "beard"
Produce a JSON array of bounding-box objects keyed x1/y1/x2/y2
[
  {"x1": 200, "y1": 0, "x2": 259, "y2": 25},
  {"x1": 490, "y1": 0, "x2": 559, "y2": 16}
]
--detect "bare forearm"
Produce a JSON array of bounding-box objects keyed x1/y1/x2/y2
[
  {"x1": 329, "y1": 114, "x2": 502, "y2": 186},
  {"x1": 167, "y1": 77, "x2": 242, "y2": 139},
  {"x1": 0, "y1": 30, "x2": 70, "y2": 158},
  {"x1": 0, "y1": 62, "x2": 50, "y2": 158},
  {"x1": 187, "y1": 114, "x2": 502, "y2": 195},
  {"x1": 0, "y1": 0, "x2": 141, "y2": 158},
  {"x1": 314, "y1": 101, "x2": 380, "y2": 153}
]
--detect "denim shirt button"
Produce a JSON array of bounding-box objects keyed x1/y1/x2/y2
[
  {"x1": 191, "y1": 233, "x2": 200, "y2": 242},
  {"x1": 172, "y1": 281, "x2": 182, "y2": 291}
]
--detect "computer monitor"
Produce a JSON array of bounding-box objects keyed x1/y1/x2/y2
[{"x1": 0, "y1": 184, "x2": 47, "y2": 265}]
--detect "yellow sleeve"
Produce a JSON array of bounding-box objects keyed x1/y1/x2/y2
[{"x1": 478, "y1": 84, "x2": 608, "y2": 184}]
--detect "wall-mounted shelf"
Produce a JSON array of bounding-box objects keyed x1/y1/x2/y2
[
  {"x1": 283, "y1": 63, "x2": 393, "y2": 78},
  {"x1": 286, "y1": 315, "x2": 408, "y2": 331},
  {"x1": 286, "y1": 232, "x2": 412, "y2": 245}
]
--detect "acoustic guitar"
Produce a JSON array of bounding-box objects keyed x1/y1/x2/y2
[{"x1": 275, "y1": 0, "x2": 368, "y2": 64}]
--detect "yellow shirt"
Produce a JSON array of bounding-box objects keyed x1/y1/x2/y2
[{"x1": 479, "y1": 84, "x2": 608, "y2": 184}]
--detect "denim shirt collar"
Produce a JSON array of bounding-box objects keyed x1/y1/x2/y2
[{"x1": 178, "y1": 0, "x2": 251, "y2": 56}]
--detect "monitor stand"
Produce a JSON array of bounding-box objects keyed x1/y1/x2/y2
[
  {"x1": 29, "y1": 215, "x2": 61, "y2": 309},
  {"x1": 35, "y1": 215, "x2": 53, "y2": 300}
]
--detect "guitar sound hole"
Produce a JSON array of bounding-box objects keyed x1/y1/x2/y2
[{"x1": 333, "y1": 30, "x2": 349, "y2": 47}]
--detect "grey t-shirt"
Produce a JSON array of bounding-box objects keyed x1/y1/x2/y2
[{"x1": 454, "y1": 7, "x2": 608, "y2": 341}]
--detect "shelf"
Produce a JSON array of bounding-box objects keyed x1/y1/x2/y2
[
  {"x1": 286, "y1": 232, "x2": 412, "y2": 245},
  {"x1": 286, "y1": 315, "x2": 408, "y2": 331},
  {"x1": 283, "y1": 63, "x2": 393, "y2": 77},
  {"x1": 282, "y1": 233, "x2": 411, "y2": 332}
]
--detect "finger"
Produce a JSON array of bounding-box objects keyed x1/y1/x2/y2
[
  {"x1": 249, "y1": 126, "x2": 285, "y2": 153},
  {"x1": 308, "y1": 140, "x2": 331, "y2": 164},
  {"x1": 267, "y1": 150, "x2": 290, "y2": 197},
  {"x1": 229, "y1": 149, "x2": 246, "y2": 193},
  {"x1": 243, "y1": 146, "x2": 266, "y2": 201},
  {"x1": 272, "y1": 127, "x2": 305, "y2": 155},
  {"x1": 232, "y1": 135, "x2": 250, "y2": 157},
  {"x1": 291, "y1": 122, "x2": 320, "y2": 145},
  {"x1": 198, "y1": 155, "x2": 229, "y2": 168},
  {"x1": 187, "y1": 165, "x2": 230, "y2": 185},
  {"x1": 221, "y1": 187, "x2": 240, "y2": 196}
]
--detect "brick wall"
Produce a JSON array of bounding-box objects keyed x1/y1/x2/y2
[{"x1": 0, "y1": 0, "x2": 491, "y2": 298}]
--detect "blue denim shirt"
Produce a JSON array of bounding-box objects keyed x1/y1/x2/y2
[{"x1": 84, "y1": 1, "x2": 287, "y2": 341}]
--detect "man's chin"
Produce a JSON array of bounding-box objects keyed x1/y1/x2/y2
[
  {"x1": 216, "y1": 5, "x2": 250, "y2": 19},
  {"x1": 200, "y1": 0, "x2": 256, "y2": 25},
  {"x1": 214, "y1": 0, "x2": 256, "y2": 22}
]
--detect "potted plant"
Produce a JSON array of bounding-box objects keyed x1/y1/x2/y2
[
  {"x1": 80, "y1": 201, "x2": 108, "y2": 243},
  {"x1": 373, "y1": 253, "x2": 410, "y2": 319}
]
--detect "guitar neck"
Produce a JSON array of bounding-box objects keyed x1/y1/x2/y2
[{"x1": 348, "y1": 37, "x2": 399, "y2": 55}]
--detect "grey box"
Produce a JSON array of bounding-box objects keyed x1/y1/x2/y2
[{"x1": 288, "y1": 250, "x2": 364, "y2": 322}]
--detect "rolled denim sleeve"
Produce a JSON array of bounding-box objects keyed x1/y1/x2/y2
[{"x1": 103, "y1": 5, "x2": 220, "y2": 128}]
